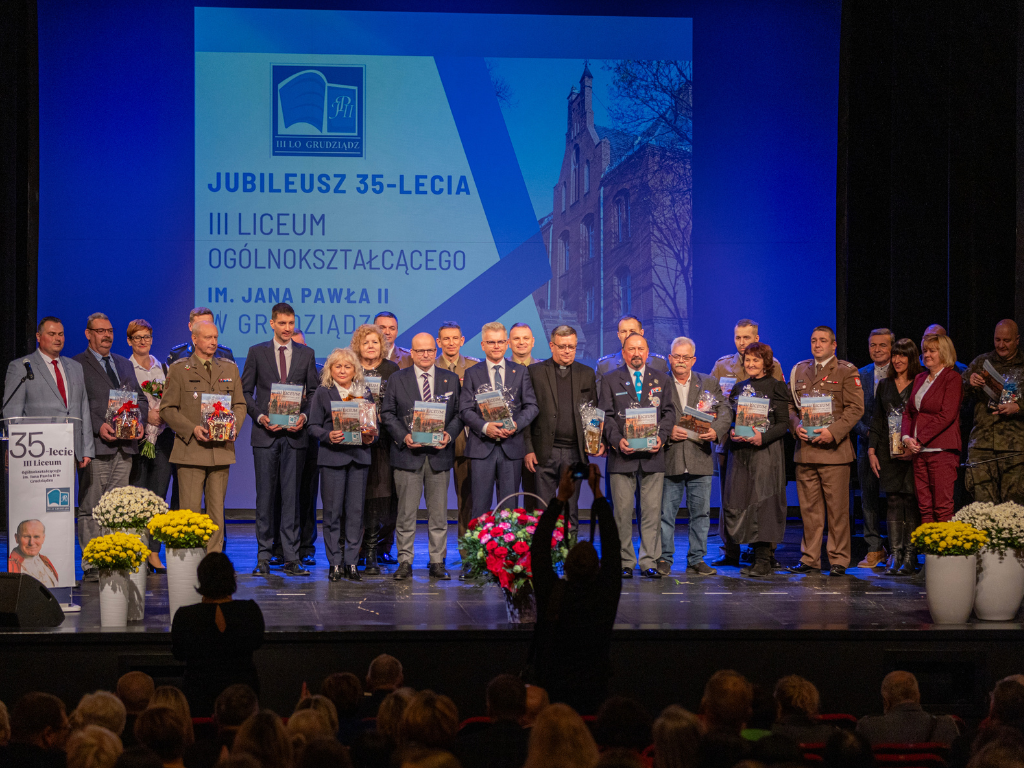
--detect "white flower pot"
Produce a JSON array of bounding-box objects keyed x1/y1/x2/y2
[
  {"x1": 974, "y1": 548, "x2": 1024, "y2": 621},
  {"x1": 99, "y1": 571, "x2": 130, "y2": 627},
  {"x1": 128, "y1": 566, "x2": 147, "y2": 621},
  {"x1": 166, "y1": 547, "x2": 205, "y2": 621},
  {"x1": 925, "y1": 554, "x2": 977, "y2": 624}
]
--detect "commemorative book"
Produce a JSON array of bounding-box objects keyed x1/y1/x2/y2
[
  {"x1": 679, "y1": 405, "x2": 714, "y2": 441},
  {"x1": 331, "y1": 401, "x2": 362, "y2": 445},
  {"x1": 718, "y1": 377, "x2": 737, "y2": 399},
  {"x1": 268, "y1": 383, "x2": 303, "y2": 426},
  {"x1": 475, "y1": 389, "x2": 514, "y2": 430},
  {"x1": 624, "y1": 407, "x2": 659, "y2": 450},
  {"x1": 800, "y1": 395, "x2": 834, "y2": 439},
  {"x1": 411, "y1": 401, "x2": 447, "y2": 447},
  {"x1": 107, "y1": 390, "x2": 142, "y2": 440},
  {"x1": 365, "y1": 376, "x2": 383, "y2": 404},
  {"x1": 202, "y1": 393, "x2": 235, "y2": 441},
  {"x1": 981, "y1": 360, "x2": 1005, "y2": 402},
  {"x1": 734, "y1": 395, "x2": 770, "y2": 437}
]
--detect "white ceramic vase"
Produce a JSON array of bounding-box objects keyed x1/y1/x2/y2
[
  {"x1": 166, "y1": 547, "x2": 205, "y2": 621},
  {"x1": 974, "y1": 548, "x2": 1024, "y2": 621},
  {"x1": 99, "y1": 570, "x2": 130, "y2": 626},
  {"x1": 925, "y1": 554, "x2": 977, "y2": 624},
  {"x1": 127, "y1": 565, "x2": 147, "y2": 621}
]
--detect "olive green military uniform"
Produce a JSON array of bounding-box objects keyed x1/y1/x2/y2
[{"x1": 962, "y1": 350, "x2": 1024, "y2": 504}]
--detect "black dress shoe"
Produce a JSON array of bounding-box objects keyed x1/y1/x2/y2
[
  {"x1": 459, "y1": 569, "x2": 473, "y2": 581},
  {"x1": 829, "y1": 565, "x2": 848, "y2": 577},
  {"x1": 346, "y1": 565, "x2": 361, "y2": 581},
  {"x1": 328, "y1": 565, "x2": 343, "y2": 582},
  {"x1": 378, "y1": 552, "x2": 398, "y2": 565},
  {"x1": 621, "y1": 568, "x2": 634, "y2": 578},
  {"x1": 394, "y1": 562, "x2": 413, "y2": 580},
  {"x1": 268, "y1": 555, "x2": 285, "y2": 567},
  {"x1": 148, "y1": 563, "x2": 167, "y2": 575},
  {"x1": 363, "y1": 562, "x2": 382, "y2": 576},
  {"x1": 711, "y1": 557, "x2": 741, "y2": 567},
  {"x1": 282, "y1": 561, "x2": 310, "y2": 576},
  {"x1": 252, "y1": 562, "x2": 270, "y2": 576},
  {"x1": 788, "y1": 562, "x2": 816, "y2": 574},
  {"x1": 301, "y1": 555, "x2": 316, "y2": 567},
  {"x1": 642, "y1": 568, "x2": 663, "y2": 579},
  {"x1": 428, "y1": 563, "x2": 451, "y2": 580}
]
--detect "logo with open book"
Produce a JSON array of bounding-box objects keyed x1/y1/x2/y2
[
  {"x1": 45, "y1": 487, "x2": 71, "y2": 512},
  {"x1": 272, "y1": 64, "x2": 365, "y2": 157}
]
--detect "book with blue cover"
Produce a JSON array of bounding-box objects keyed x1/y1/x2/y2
[
  {"x1": 734, "y1": 396, "x2": 770, "y2": 437},
  {"x1": 800, "y1": 395, "x2": 834, "y2": 439},
  {"x1": 269, "y1": 383, "x2": 304, "y2": 426},
  {"x1": 475, "y1": 389, "x2": 514, "y2": 430},
  {"x1": 330, "y1": 401, "x2": 362, "y2": 445},
  {"x1": 410, "y1": 401, "x2": 446, "y2": 447},
  {"x1": 624, "y1": 407, "x2": 659, "y2": 450}
]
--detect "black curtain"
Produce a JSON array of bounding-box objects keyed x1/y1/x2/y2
[{"x1": 839, "y1": 0, "x2": 1019, "y2": 367}]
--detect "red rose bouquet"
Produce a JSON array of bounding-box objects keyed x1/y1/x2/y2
[{"x1": 460, "y1": 508, "x2": 569, "y2": 599}]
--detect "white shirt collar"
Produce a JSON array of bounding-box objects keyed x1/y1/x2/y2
[
  {"x1": 628, "y1": 364, "x2": 646, "y2": 379},
  {"x1": 274, "y1": 338, "x2": 292, "y2": 351},
  {"x1": 38, "y1": 349, "x2": 59, "y2": 363},
  {"x1": 814, "y1": 355, "x2": 835, "y2": 369}
]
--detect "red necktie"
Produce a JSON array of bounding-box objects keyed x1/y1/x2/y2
[
  {"x1": 278, "y1": 346, "x2": 288, "y2": 383},
  {"x1": 52, "y1": 360, "x2": 67, "y2": 407}
]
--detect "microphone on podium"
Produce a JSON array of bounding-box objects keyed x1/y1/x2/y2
[{"x1": 23, "y1": 361, "x2": 34, "y2": 380}]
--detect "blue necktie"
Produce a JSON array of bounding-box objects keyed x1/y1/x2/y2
[
  {"x1": 633, "y1": 370, "x2": 643, "y2": 400},
  {"x1": 493, "y1": 365, "x2": 503, "y2": 391}
]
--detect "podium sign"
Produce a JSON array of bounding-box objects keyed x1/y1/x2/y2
[{"x1": 6, "y1": 422, "x2": 76, "y2": 589}]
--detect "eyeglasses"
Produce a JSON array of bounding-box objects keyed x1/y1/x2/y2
[
  {"x1": 483, "y1": 340, "x2": 508, "y2": 347},
  {"x1": 88, "y1": 327, "x2": 114, "y2": 335},
  {"x1": 553, "y1": 343, "x2": 577, "y2": 352},
  {"x1": 130, "y1": 335, "x2": 153, "y2": 342},
  {"x1": 411, "y1": 349, "x2": 435, "y2": 355},
  {"x1": 670, "y1": 354, "x2": 695, "y2": 362}
]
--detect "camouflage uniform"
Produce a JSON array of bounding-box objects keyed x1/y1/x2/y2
[{"x1": 962, "y1": 349, "x2": 1024, "y2": 504}]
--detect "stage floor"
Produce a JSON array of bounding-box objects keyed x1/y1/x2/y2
[{"x1": 5, "y1": 522, "x2": 1022, "y2": 632}]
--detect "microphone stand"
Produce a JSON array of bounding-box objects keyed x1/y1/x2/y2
[{"x1": 1, "y1": 371, "x2": 31, "y2": 417}]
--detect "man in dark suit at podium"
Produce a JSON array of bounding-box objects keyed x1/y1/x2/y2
[{"x1": 242, "y1": 303, "x2": 320, "y2": 577}]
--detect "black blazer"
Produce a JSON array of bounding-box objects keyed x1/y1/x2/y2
[
  {"x1": 241, "y1": 340, "x2": 320, "y2": 449},
  {"x1": 524, "y1": 359, "x2": 597, "y2": 465},
  {"x1": 307, "y1": 385, "x2": 374, "y2": 467},
  {"x1": 73, "y1": 350, "x2": 149, "y2": 457},
  {"x1": 599, "y1": 365, "x2": 676, "y2": 474},
  {"x1": 379, "y1": 365, "x2": 462, "y2": 472}
]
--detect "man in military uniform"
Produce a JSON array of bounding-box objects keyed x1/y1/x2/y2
[
  {"x1": 434, "y1": 321, "x2": 481, "y2": 541},
  {"x1": 161, "y1": 319, "x2": 247, "y2": 553},
  {"x1": 708, "y1": 319, "x2": 786, "y2": 566},
  {"x1": 963, "y1": 319, "x2": 1024, "y2": 504},
  {"x1": 788, "y1": 326, "x2": 864, "y2": 576},
  {"x1": 375, "y1": 312, "x2": 412, "y2": 369},
  {"x1": 595, "y1": 315, "x2": 668, "y2": 388},
  {"x1": 166, "y1": 307, "x2": 234, "y2": 365}
]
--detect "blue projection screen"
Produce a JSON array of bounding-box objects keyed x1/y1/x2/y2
[{"x1": 38, "y1": 2, "x2": 840, "y2": 509}]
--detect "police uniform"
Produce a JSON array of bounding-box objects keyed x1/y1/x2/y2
[
  {"x1": 160, "y1": 354, "x2": 247, "y2": 553},
  {"x1": 962, "y1": 349, "x2": 1024, "y2": 504},
  {"x1": 596, "y1": 351, "x2": 668, "y2": 382},
  {"x1": 788, "y1": 357, "x2": 864, "y2": 570},
  {"x1": 166, "y1": 342, "x2": 234, "y2": 366},
  {"x1": 436, "y1": 353, "x2": 481, "y2": 537},
  {"x1": 387, "y1": 345, "x2": 413, "y2": 370},
  {"x1": 708, "y1": 351, "x2": 785, "y2": 560}
]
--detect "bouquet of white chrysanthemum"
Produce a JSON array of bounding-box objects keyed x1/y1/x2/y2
[
  {"x1": 93, "y1": 486, "x2": 169, "y2": 532},
  {"x1": 953, "y1": 501, "x2": 1024, "y2": 555}
]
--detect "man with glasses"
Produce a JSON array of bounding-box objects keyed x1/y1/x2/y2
[
  {"x1": 380, "y1": 332, "x2": 463, "y2": 580},
  {"x1": 460, "y1": 323, "x2": 539, "y2": 544},
  {"x1": 524, "y1": 325, "x2": 601, "y2": 532},
  {"x1": 74, "y1": 312, "x2": 149, "y2": 578}
]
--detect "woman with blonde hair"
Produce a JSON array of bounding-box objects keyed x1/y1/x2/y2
[
  {"x1": 524, "y1": 703, "x2": 600, "y2": 768},
  {"x1": 66, "y1": 724, "x2": 123, "y2": 768},
  {"x1": 233, "y1": 710, "x2": 293, "y2": 768},
  {"x1": 771, "y1": 675, "x2": 836, "y2": 744},
  {"x1": 902, "y1": 333, "x2": 963, "y2": 523},
  {"x1": 308, "y1": 346, "x2": 377, "y2": 582},
  {"x1": 652, "y1": 705, "x2": 704, "y2": 768},
  {"x1": 398, "y1": 690, "x2": 459, "y2": 752},
  {"x1": 377, "y1": 687, "x2": 415, "y2": 742},
  {"x1": 148, "y1": 687, "x2": 194, "y2": 746},
  {"x1": 351, "y1": 323, "x2": 401, "y2": 574},
  {"x1": 70, "y1": 691, "x2": 126, "y2": 737}
]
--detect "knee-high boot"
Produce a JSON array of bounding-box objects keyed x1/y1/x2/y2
[
  {"x1": 900, "y1": 501, "x2": 922, "y2": 575},
  {"x1": 362, "y1": 507, "x2": 381, "y2": 575}
]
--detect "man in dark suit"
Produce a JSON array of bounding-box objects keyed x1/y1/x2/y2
[
  {"x1": 599, "y1": 333, "x2": 675, "y2": 579},
  {"x1": 853, "y1": 328, "x2": 893, "y2": 568},
  {"x1": 459, "y1": 321, "x2": 539, "y2": 523},
  {"x1": 380, "y1": 332, "x2": 462, "y2": 580},
  {"x1": 241, "y1": 302, "x2": 320, "y2": 577},
  {"x1": 74, "y1": 312, "x2": 148, "y2": 576},
  {"x1": 524, "y1": 324, "x2": 601, "y2": 532}
]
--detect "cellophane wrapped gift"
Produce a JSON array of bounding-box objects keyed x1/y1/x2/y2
[
  {"x1": 887, "y1": 405, "x2": 905, "y2": 456},
  {"x1": 107, "y1": 387, "x2": 143, "y2": 440},
  {"x1": 202, "y1": 394, "x2": 236, "y2": 441},
  {"x1": 579, "y1": 401, "x2": 605, "y2": 455},
  {"x1": 999, "y1": 371, "x2": 1021, "y2": 404}
]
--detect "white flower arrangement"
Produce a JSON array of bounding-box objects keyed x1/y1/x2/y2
[
  {"x1": 953, "y1": 501, "x2": 1024, "y2": 556},
  {"x1": 92, "y1": 486, "x2": 169, "y2": 532}
]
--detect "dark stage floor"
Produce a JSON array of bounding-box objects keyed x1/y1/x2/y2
[{"x1": 5, "y1": 521, "x2": 1021, "y2": 632}]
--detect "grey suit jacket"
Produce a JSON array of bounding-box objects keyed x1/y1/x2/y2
[
  {"x1": 524, "y1": 359, "x2": 598, "y2": 465},
  {"x1": 663, "y1": 371, "x2": 732, "y2": 477},
  {"x1": 241, "y1": 340, "x2": 320, "y2": 449},
  {"x1": 73, "y1": 350, "x2": 149, "y2": 457},
  {"x1": 3, "y1": 349, "x2": 96, "y2": 460}
]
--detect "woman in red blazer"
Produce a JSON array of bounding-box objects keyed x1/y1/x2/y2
[{"x1": 901, "y1": 334, "x2": 963, "y2": 523}]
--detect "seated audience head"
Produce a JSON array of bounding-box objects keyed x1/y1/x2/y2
[
  {"x1": 148, "y1": 686, "x2": 193, "y2": 746},
  {"x1": 593, "y1": 696, "x2": 653, "y2": 751},
  {"x1": 10, "y1": 691, "x2": 70, "y2": 751},
  {"x1": 523, "y1": 686, "x2": 550, "y2": 727},
  {"x1": 399, "y1": 691, "x2": 459, "y2": 751},
  {"x1": 66, "y1": 724, "x2": 123, "y2": 768},
  {"x1": 565, "y1": 539, "x2": 600, "y2": 584},
  {"x1": 233, "y1": 710, "x2": 293, "y2": 768},
  {"x1": 321, "y1": 672, "x2": 363, "y2": 719},
  {"x1": 297, "y1": 737, "x2": 353, "y2": 768},
  {"x1": 294, "y1": 695, "x2": 339, "y2": 734},
  {"x1": 700, "y1": 670, "x2": 754, "y2": 735},
  {"x1": 213, "y1": 684, "x2": 259, "y2": 735},
  {"x1": 196, "y1": 552, "x2": 237, "y2": 599},
  {"x1": 969, "y1": 726, "x2": 1024, "y2": 768},
  {"x1": 485, "y1": 675, "x2": 527, "y2": 723},
  {"x1": 117, "y1": 672, "x2": 155, "y2": 715},
  {"x1": 367, "y1": 654, "x2": 404, "y2": 692},
  {"x1": 823, "y1": 730, "x2": 875, "y2": 768},
  {"x1": 880, "y1": 671, "x2": 919, "y2": 712},
  {"x1": 0, "y1": 699, "x2": 9, "y2": 746},
  {"x1": 71, "y1": 692, "x2": 127, "y2": 737},
  {"x1": 113, "y1": 745, "x2": 163, "y2": 768},
  {"x1": 287, "y1": 709, "x2": 335, "y2": 757},
  {"x1": 652, "y1": 706, "x2": 704, "y2": 768},
  {"x1": 377, "y1": 688, "x2": 415, "y2": 741},
  {"x1": 133, "y1": 706, "x2": 186, "y2": 764},
  {"x1": 525, "y1": 702, "x2": 600, "y2": 768},
  {"x1": 596, "y1": 749, "x2": 644, "y2": 768},
  {"x1": 774, "y1": 675, "x2": 821, "y2": 720},
  {"x1": 990, "y1": 679, "x2": 1024, "y2": 728},
  {"x1": 399, "y1": 749, "x2": 463, "y2": 768}
]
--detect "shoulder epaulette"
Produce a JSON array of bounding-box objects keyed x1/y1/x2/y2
[
  {"x1": 715, "y1": 354, "x2": 733, "y2": 362},
  {"x1": 169, "y1": 342, "x2": 188, "y2": 351},
  {"x1": 799, "y1": 359, "x2": 814, "y2": 366},
  {"x1": 464, "y1": 355, "x2": 481, "y2": 363},
  {"x1": 649, "y1": 352, "x2": 667, "y2": 360},
  {"x1": 170, "y1": 357, "x2": 191, "y2": 366},
  {"x1": 597, "y1": 353, "x2": 616, "y2": 363},
  {"x1": 838, "y1": 360, "x2": 857, "y2": 369}
]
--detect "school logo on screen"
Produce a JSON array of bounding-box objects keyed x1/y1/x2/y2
[
  {"x1": 45, "y1": 487, "x2": 71, "y2": 512},
  {"x1": 271, "y1": 64, "x2": 365, "y2": 158}
]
